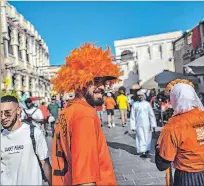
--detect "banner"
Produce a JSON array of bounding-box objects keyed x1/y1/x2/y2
[{"x1": 192, "y1": 26, "x2": 201, "y2": 49}]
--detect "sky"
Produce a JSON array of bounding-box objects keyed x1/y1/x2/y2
[{"x1": 10, "y1": 1, "x2": 204, "y2": 65}]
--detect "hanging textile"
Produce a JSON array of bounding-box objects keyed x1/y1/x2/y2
[{"x1": 192, "y1": 26, "x2": 201, "y2": 49}]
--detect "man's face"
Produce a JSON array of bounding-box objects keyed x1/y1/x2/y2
[
  {"x1": 51, "y1": 99, "x2": 56, "y2": 104},
  {"x1": 86, "y1": 83, "x2": 105, "y2": 106},
  {"x1": 138, "y1": 95, "x2": 144, "y2": 101},
  {"x1": 1, "y1": 102, "x2": 20, "y2": 129},
  {"x1": 25, "y1": 102, "x2": 33, "y2": 109}
]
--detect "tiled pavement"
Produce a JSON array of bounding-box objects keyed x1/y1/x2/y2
[
  {"x1": 46, "y1": 110, "x2": 166, "y2": 185},
  {"x1": 103, "y1": 110, "x2": 166, "y2": 186}
]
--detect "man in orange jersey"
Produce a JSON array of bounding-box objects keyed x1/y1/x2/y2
[
  {"x1": 51, "y1": 43, "x2": 121, "y2": 186},
  {"x1": 104, "y1": 92, "x2": 116, "y2": 128},
  {"x1": 155, "y1": 79, "x2": 204, "y2": 186}
]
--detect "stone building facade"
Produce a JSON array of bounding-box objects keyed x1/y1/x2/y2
[
  {"x1": 1, "y1": 1, "x2": 51, "y2": 100},
  {"x1": 113, "y1": 31, "x2": 182, "y2": 92}
]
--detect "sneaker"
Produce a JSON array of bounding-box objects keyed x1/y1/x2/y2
[
  {"x1": 108, "y1": 124, "x2": 112, "y2": 128},
  {"x1": 112, "y1": 123, "x2": 115, "y2": 127},
  {"x1": 140, "y1": 153, "x2": 148, "y2": 158}
]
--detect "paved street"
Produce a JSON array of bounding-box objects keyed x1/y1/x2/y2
[
  {"x1": 46, "y1": 110, "x2": 166, "y2": 185},
  {"x1": 103, "y1": 110, "x2": 166, "y2": 185}
]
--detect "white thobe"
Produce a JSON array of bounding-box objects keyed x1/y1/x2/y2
[{"x1": 130, "y1": 100, "x2": 157, "y2": 153}]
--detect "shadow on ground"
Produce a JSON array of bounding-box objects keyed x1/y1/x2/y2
[{"x1": 107, "y1": 141, "x2": 138, "y2": 155}]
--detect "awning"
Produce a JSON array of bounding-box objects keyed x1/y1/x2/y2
[
  {"x1": 155, "y1": 70, "x2": 199, "y2": 85},
  {"x1": 184, "y1": 56, "x2": 204, "y2": 67},
  {"x1": 184, "y1": 56, "x2": 204, "y2": 75}
]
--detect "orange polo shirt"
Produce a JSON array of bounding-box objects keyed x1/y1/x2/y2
[
  {"x1": 157, "y1": 108, "x2": 204, "y2": 172},
  {"x1": 104, "y1": 97, "x2": 116, "y2": 110},
  {"x1": 52, "y1": 98, "x2": 116, "y2": 185}
]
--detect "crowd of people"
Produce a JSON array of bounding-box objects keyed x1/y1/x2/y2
[{"x1": 1, "y1": 43, "x2": 203, "y2": 186}]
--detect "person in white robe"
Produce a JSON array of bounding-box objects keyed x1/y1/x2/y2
[{"x1": 130, "y1": 90, "x2": 157, "y2": 158}]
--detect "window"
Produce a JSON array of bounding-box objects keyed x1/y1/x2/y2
[
  {"x1": 18, "y1": 46, "x2": 22, "y2": 60},
  {"x1": 3, "y1": 40, "x2": 7, "y2": 57},
  {"x1": 26, "y1": 39, "x2": 30, "y2": 63},
  {"x1": 135, "y1": 51, "x2": 138, "y2": 60},
  {"x1": 121, "y1": 50, "x2": 134, "y2": 61},
  {"x1": 8, "y1": 27, "x2": 13, "y2": 55},
  {"x1": 29, "y1": 78, "x2": 32, "y2": 90},
  {"x1": 26, "y1": 53, "x2": 29, "y2": 62},
  {"x1": 18, "y1": 33, "x2": 22, "y2": 60},
  {"x1": 12, "y1": 75, "x2": 15, "y2": 87},
  {"x1": 21, "y1": 76, "x2": 24, "y2": 87},
  {"x1": 147, "y1": 47, "x2": 151, "y2": 59},
  {"x1": 159, "y1": 45, "x2": 162, "y2": 59}
]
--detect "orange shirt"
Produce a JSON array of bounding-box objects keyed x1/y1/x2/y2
[
  {"x1": 158, "y1": 108, "x2": 204, "y2": 172},
  {"x1": 39, "y1": 105, "x2": 49, "y2": 119},
  {"x1": 104, "y1": 97, "x2": 116, "y2": 110},
  {"x1": 52, "y1": 99, "x2": 116, "y2": 185}
]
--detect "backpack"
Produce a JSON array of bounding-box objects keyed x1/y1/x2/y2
[
  {"x1": 29, "y1": 124, "x2": 47, "y2": 182},
  {"x1": 23, "y1": 108, "x2": 38, "y2": 123}
]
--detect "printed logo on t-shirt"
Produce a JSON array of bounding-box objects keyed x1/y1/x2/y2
[
  {"x1": 4, "y1": 145, "x2": 24, "y2": 154},
  {"x1": 58, "y1": 113, "x2": 67, "y2": 137},
  {"x1": 193, "y1": 123, "x2": 204, "y2": 145}
]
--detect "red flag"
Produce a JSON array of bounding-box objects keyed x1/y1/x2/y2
[{"x1": 192, "y1": 26, "x2": 201, "y2": 49}]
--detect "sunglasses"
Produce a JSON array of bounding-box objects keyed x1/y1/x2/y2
[
  {"x1": 1, "y1": 107, "x2": 18, "y2": 118},
  {"x1": 94, "y1": 88, "x2": 104, "y2": 94}
]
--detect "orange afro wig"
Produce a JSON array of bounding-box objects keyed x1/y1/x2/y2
[{"x1": 51, "y1": 43, "x2": 123, "y2": 93}]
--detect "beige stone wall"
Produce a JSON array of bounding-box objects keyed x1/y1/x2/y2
[{"x1": 1, "y1": 0, "x2": 51, "y2": 101}]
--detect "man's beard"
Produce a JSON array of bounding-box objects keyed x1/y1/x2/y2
[
  {"x1": 2, "y1": 114, "x2": 18, "y2": 130},
  {"x1": 85, "y1": 93, "x2": 103, "y2": 107}
]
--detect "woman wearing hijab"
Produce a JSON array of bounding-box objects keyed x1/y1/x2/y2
[
  {"x1": 130, "y1": 90, "x2": 157, "y2": 158},
  {"x1": 155, "y1": 79, "x2": 204, "y2": 186}
]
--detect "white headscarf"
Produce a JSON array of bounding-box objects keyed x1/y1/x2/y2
[
  {"x1": 170, "y1": 83, "x2": 204, "y2": 115},
  {"x1": 107, "y1": 92, "x2": 112, "y2": 97},
  {"x1": 137, "y1": 90, "x2": 146, "y2": 100}
]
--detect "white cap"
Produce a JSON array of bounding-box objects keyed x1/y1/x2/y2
[{"x1": 107, "y1": 93, "x2": 112, "y2": 97}]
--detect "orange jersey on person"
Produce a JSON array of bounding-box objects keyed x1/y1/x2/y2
[
  {"x1": 52, "y1": 99, "x2": 116, "y2": 185},
  {"x1": 104, "y1": 97, "x2": 116, "y2": 110},
  {"x1": 39, "y1": 105, "x2": 49, "y2": 119},
  {"x1": 157, "y1": 108, "x2": 204, "y2": 172}
]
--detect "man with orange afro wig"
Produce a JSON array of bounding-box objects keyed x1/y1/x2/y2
[{"x1": 51, "y1": 43, "x2": 122, "y2": 186}]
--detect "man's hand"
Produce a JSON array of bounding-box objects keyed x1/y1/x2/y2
[{"x1": 41, "y1": 158, "x2": 52, "y2": 186}]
